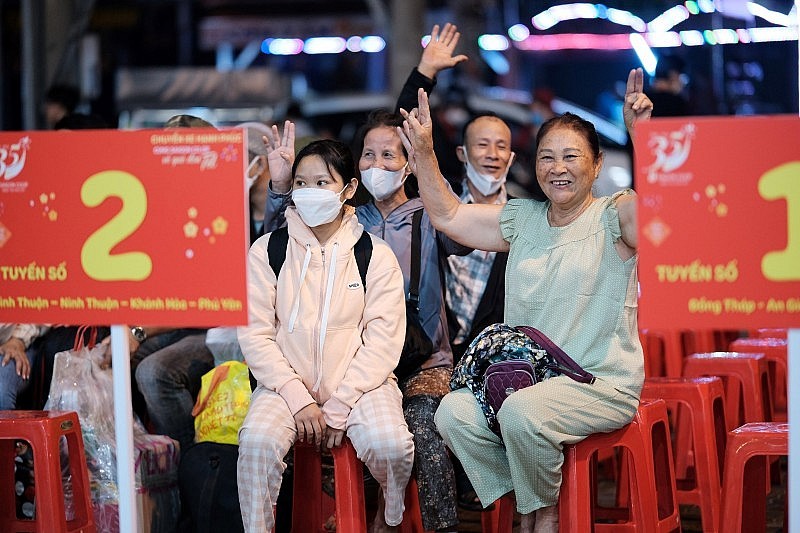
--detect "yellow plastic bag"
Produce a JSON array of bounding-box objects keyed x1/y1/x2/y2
[{"x1": 191, "y1": 361, "x2": 251, "y2": 445}]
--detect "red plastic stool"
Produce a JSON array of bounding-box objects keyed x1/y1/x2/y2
[
  {"x1": 729, "y1": 338, "x2": 787, "y2": 421},
  {"x1": 641, "y1": 377, "x2": 726, "y2": 532},
  {"x1": 397, "y1": 476, "x2": 433, "y2": 533},
  {"x1": 756, "y1": 328, "x2": 787, "y2": 340},
  {"x1": 398, "y1": 477, "x2": 424, "y2": 533},
  {"x1": 682, "y1": 352, "x2": 772, "y2": 431},
  {"x1": 719, "y1": 423, "x2": 788, "y2": 533},
  {"x1": 559, "y1": 399, "x2": 681, "y2": 532},
  {"x1": 685, "y1": 329, "x2": 718, "y2": 353},
  {"x1": 0, "y1": 410, "x2": 96, "y2": 533},
  {"x1": 402, "y1": 475, "x2": 514, "y2": 533},
  {"x1": 639, "y1": 329, "x2": 686, "y2": 378},
  {"x1": 480, "y1": 492, "x2": 516, "y2": 533},
  {"x1": 292, "y1": 438, "x2": 367, "y2": 532}
]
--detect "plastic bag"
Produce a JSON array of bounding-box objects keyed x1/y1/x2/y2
[
  {"x1": 43, "y1": 327, "x2": 181, "y2": 533},
  {"x1": 192, "y1": 361, "x2": 251, "y2": 445},
  {"x1": 205, "y1": 326, "x2": 245, "y2": 366},
  {"x1": 44, "y1": 326, "x2": 132, "y2": 505}
]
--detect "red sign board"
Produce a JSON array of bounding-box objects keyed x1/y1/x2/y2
[
  {"x1": 0, "y1": 129, "x2": 249, "y2": 326},
  {"x1": 636, "y1": 115, "x2": 800, "y2": 329}
]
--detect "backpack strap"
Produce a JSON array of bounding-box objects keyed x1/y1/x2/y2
[
  {"x1": 515, "y1": 326, "x2": 596, "y2": 384},
  {"x1": 353, "y1": 230, "x2": 373, "y2": 291},
  {"x1": 267, "y1": 226, "x2": 290, "y2": 277},
  {"x1": 269, "y1": 225, "x2": 372, "y2": 287},
  {"x1": 252, "y1": 226, "x2": 373, "y2": 392},
  {"x1": 408, "y1": 210, "x2": 423, "y2": 307}
]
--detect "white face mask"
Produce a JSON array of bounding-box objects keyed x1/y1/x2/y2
[
  {"x1": 360, "y1": 164, "x2": 408, "y2": 201},
  {"x1": 462, "y1": 146, "x2": 511, "y2": 196},
  {"x1": 291, "y1": 185, "x2": 347, "y2": 227},
  {"x1": 245, "y1": 156, "x2": 262, "y2": 190}
]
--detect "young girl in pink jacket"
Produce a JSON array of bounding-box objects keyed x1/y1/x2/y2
[{"x1": 237, "y1": 139, "x2": 414, "y2": 533}]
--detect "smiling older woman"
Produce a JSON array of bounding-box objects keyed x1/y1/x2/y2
[{"x1": 399, "y1": 69, "x2": 653, "y2": 533}]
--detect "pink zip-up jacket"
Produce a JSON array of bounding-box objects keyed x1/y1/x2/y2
[{"x1": 238, "y1": 206, "x2": 406, "y2": 429}]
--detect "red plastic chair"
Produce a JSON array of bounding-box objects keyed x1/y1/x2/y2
[
  {"x1": 480, "y1": 492, "x2": 515, "y2": 533},
  {"x1": 729, "y1": 338, "x2": 787, "y2": 421},
  {"x1": 683, "y1": 352, "x2": 772, "y2": 431},
  {"x1": 0, "y1": 410, "x2": 96, "y2": 533},
  {"x1": 291, "y1": 438, "x2": 367, "y2": 532},
  {"x1": 639, "y1": 329, "x2": 686, "y2": 378},
  {"x1": 756, "y1": 328, "x2": 787, "y2": 340},
  {"x1": 559, "y1": 399, "x2": 681, "y2": 532},
  {"x1": 397, "y1": 477, "x2": 431, "y2": 533},
  {"x1": 641, "y1": 376, "x2": 726, "y2": 532},
  {"x1": 719, "y1": 422, "x2": 787, "y2": 533}
]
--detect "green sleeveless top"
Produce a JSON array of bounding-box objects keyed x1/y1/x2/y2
[{"x1": 498, "y1": 190, "x2": 644, "y2": 397}]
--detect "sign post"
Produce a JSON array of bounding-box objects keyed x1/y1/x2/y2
[
  {"x1": 0, "y1": 129, "x2": 249, "y2": 531},
  {"x1": 636, "y1": 115, "x2": 799, "y2": 531}
]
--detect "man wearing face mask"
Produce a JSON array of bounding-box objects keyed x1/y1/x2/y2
[
  {"x1": 395, "y1": 25, "x2": 515, "y2": 514},
  {"x1": 446, "y1": 114, "x2": 514, "y2": 362},
  {"x1": 395, "y1": 30, "x2": 514, "y2": 366}
]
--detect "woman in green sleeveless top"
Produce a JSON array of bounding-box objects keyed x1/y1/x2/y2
[{"x1": 400, "y1": 69, "x2": 653, "y2": 533}]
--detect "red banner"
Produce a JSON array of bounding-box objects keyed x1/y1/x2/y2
[
  {"x1": 0, "y1": 128, "x2": 249, "y2": 326},
  {"x1": 636, "y1": 115, "x2": 800, "y2": 329}
]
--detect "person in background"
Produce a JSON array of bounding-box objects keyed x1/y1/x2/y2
[
  {"x1": 237, "y1": 121, "x2": 272, "y2": 242},
  {"x1": 43, "y1": 84, "x2": 80, "y2": 129},
  {"x1": 237, "y1": 139, "x2": 414, "y2": 533},
  {"x1": 0, "y1": 324, "x2": 49, "y2": 409},
  {"x1": 164, "y1": 114, "x2": 214, "y2": 128},
  {"x1": 649, "y1": 55, "x2": 691, "y2": 117},
  {"x1": 400, "y1": 69, "x2": 653, "y2": 533},
  {"x1": 395, "y1": 23, "x2": 514, "y2": 512},
  {"x1": 99, "y1": 114, "x2": 216, "y2": 450},
  {"x1": 396, "y1": 23, "x2": 514, "y2": 363},
  {"x1": 395, "y1": 23, "x2": 468, "y2": 186},
  {"x1": 530, "y1": 88, "x2": 557, "y2": 133},
  {"x1": 54, "y1": 112, "x2": 110, "y2": 130}
]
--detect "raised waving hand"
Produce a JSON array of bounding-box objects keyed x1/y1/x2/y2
[
  {"x1": 417, "y1": 23, "x2": 469, "y2": 79},
  {"x1": 398, "y1": 88, "x2": 436, "y2": 177},
  {"x1": 264, "y1": 120, "x2": 295, "y2": 194},
  {"x1": 623, "y1": 68, "x2": 653, "y2": 135}
]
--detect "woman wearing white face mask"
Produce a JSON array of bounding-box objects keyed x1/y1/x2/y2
[
  {"x1": 238, "y1": 139, "x2": 415, "y2": 533},
  {"x1": 263, "y1": 112, "x2": 469, "y2": 533}
]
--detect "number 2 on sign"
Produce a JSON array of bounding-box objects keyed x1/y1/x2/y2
[
  {"x1": 80, "y1": 170, "x2": 152, "y2": 281},
  {"x1": 759, "y1": 161, "x2": 800, "y2": 282}
]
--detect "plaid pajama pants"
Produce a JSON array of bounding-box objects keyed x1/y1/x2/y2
[{"x1": 237, "y1": 381, "x2": 414, "y2": 532}]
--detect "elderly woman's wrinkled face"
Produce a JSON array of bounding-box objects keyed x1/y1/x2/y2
[
  {"x1": 359, "y1": 126, "x2": 408, "y2": 172},
  {"x1": 535, "y1": 125, "x2": 603, "y2": 210}
]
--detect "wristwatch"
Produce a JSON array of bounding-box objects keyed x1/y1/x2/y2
[{"x1": 131, "y1": 326, "x2": 147, "y2": 343}]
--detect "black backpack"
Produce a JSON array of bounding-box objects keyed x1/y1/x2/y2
[
  {"x1": 178, "y1": 441, "x2": 294, "y2": 533},
  {"x1": 249, "y1": 227, "x2": 373, "y2": 391}
]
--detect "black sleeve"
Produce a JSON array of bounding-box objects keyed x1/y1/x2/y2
[{"x1": 395, "y1": 68, "x2": 437, "y2": 114}]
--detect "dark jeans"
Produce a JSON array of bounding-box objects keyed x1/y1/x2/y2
[{"x1": 134, "y1": 330, "x2": 214, "y2": 451}]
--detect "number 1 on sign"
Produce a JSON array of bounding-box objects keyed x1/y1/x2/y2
[
  {"x1": 80, "y1": 170, "x2": 152, "y2": 281},
  {"x1": 759, "y1": 161, "x2": 800, "y2": 282}
]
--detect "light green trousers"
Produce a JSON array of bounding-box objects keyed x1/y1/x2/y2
[{"x1": 434, "y1": 375, "x2": 639, "y2": 514}]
